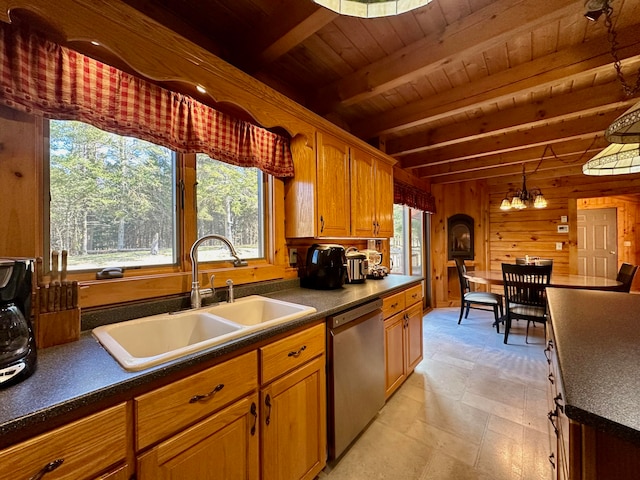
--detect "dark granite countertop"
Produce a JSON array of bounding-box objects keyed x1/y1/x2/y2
[
  {"x1": 546, "y1": 288, "x2": 640, "y2": 445},
  {"x1": 0, "y1": 275, "x2": 422, "y2": 445}
]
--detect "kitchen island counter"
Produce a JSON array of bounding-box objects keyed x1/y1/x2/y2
[{"x1": 546, "y1": 287, "x2": 640, "y2": 446}]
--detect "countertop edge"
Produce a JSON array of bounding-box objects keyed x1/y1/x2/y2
[{"x1": 0, "y1": 276, "x2": 423, "y2": 445}]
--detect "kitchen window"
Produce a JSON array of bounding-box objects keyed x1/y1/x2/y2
[
  {"x1": 391, "y1": 204, "x2": 425, "y2": 277},
  {"x1": 47, "y1": 120, "x2": 177, "y2": 271},
  {"x1": 195, "y1": 154, "x2": 265, "y2": 261},
  {"x1": 46, "y1": 121, "x2": 269, "y2": 271}
]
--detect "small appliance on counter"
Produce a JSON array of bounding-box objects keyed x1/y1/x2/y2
[
  {"x1": 345, "y1": 247, "x2": 368, "y2": 284},
  {"x1": 301, "y1": 244, "x2": 347, "y2": 290},
  {"x1": 361, "y1": 248, "x2": 389, "y2": 279},
  {"x1": 0, "y1": 258, "x2": 37, "y2": 388}
]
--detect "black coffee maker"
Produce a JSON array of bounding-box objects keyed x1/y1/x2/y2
[{"x1": 0, "y1": 258, "x2": 37, "y2": 388}]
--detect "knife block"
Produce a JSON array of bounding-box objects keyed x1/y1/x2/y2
[{"x1": 34, "y1": 308, "x2": 81, "y2": 349}]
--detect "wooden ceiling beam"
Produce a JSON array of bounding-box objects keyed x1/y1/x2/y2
[
  {"x1": 312, "y1": 0, "x2": 578, "y2": 111},
  {"x1": 253, "y1": 6, "x2": 338, "y2": 69},
  {"x1": 416, "y1": 136, "x2": 610, "y2": 179},
  {"x1": 428, "y1": 157, "x2": 586, "y2": 184},
  {"x1": 400, "y1": 110, "x2": 623, "y2": 169},
  {"x1": 386, "y1": 83, "x2": 638, "y2": 156},
  {"x1": 352, "y1": 24, "x2": 640, "y2": 138}
]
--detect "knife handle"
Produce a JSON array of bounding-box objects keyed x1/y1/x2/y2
[
  {"x1": 51, "y1": 250, "x2": 60, "y2": 286},
  {"x1": 60, "y1": 250, "x2": 68, "y2": 284}
]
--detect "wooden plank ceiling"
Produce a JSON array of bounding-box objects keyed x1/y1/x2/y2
[{"x1": 121, "y1": 0, "x2": 640, "y2": 184}]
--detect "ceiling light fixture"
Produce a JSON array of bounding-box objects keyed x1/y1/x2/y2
[
  {"x1": 313, "y1": 0, "x2": 432, "y2": 18},
  {"x1": 500, "y1": 164, "x2": 547, "y2": 211},
  {"x1": 583, "y1": 142, "x2": 640, "y2": 175}
]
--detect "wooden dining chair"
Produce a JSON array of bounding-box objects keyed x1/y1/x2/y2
[
  {"x1": 501, "y1": 263, "x2": 552, "y2": 344},
  {"x1": 454, "y1": 258, "x2": 503, "y2": 331},
  {"x1": 615, "y1": 263, "x2": 638, "y2": 293}
]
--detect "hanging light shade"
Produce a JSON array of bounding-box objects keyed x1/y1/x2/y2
[
  {"x1": 313, "y1": 0, "x2": 432, "y2": 18},
  {"x1": 605, "y1": 101, "x2": 640, "y2": 144},
  {"x1": 583, "y1": 142, "x2": 640, "y2": 175}
]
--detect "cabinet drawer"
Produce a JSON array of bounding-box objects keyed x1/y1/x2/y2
[
  {"x1": 382, "y1": 291, "x2": 405, "y2": 319},
  {"x1": 135, "y1": 351, "x2": 258, "y2": 450},
  {"x1": 260, "y1": 323, "x2": 325, "y2": 385},
  {"x1": 405, "y1": 284, "x2": 422, "y2": 307},
  {"x1": 0, "y1": 403, "x2": 126, "y2": 480}
]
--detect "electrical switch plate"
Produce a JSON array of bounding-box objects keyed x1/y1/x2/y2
[
  {"x1": 556, "y1": 242, "x2": 563, "y2": 251},
  {"x1": 558, "y1": 225, "x2": 569, "y2": 233},
  {"x1": 560, "y1": 215, "x2": 568, "y2": 223},
  {"x1": 289, "y1": 248, "x2": 297, "y2": 265}
]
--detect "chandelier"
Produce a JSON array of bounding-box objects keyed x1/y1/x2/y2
[
  {"x1": 313, "y1": 0, "x2": 432, "y2": 18},
  {"x1": 500, "y1": 165, "x2": 548, "y2": 211}
]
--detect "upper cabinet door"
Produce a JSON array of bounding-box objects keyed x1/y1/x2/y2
[
  {"x1": 350, "y1": 147, "x2": 376, "y2": 237},
  {"x1": 374, "y1": 159, "x2": 394, "y2": 238},
  {"x1": 316, "y1": 131, "x2": 351, "y2": 237}
]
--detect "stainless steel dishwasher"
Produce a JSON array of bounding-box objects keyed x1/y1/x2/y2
[{"x1": 327, "y1": 298, "x2": 385, "y2": 461}]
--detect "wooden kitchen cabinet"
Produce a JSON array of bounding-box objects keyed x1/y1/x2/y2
[
  {"x1": 259, "y1": 323, "x2": 326, "y2": 480},
  {"x1": 285, "y1": 130, "x2": 395, "y2": 239},
  {"x1": 316, "y1": 131, "x2": 351, "y2": 237},
  {"x1": 0, "y1": 403, "x2": 128, "y2": 480},
  {"x1": 383, "y1": 284, "x2": 423, "y2": 399},
  {"x1": 137, "y1": 394, "x2": 259, "y2": 480},
  {"x1": 135, "y1": 351, "x2": 259, "y2": 479},
  {"x1": 350, "y1": 147, "x2": 394, "y2": 238}
]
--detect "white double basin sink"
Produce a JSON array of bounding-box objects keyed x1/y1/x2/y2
[{"x1": 93, "y1": 295, "x2": 317, "y2": 371}]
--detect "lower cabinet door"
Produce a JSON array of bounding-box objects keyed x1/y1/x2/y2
[
  {"x1": 405, "y1": 302, "x2": 423, "y2": 373},
  {"x1": 261, "y1": 355, "x2": 326, "y2": 480},
  {"x1": 384, "y1": 312, "x2": 406, "y2": 399},
  {"x1": 137, "y1": 394, "x2": 259, "y2": 480}
]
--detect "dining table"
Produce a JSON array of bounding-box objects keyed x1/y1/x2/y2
[{"x1": 464, "y1": 270, "x2": 623, "y2": 291}]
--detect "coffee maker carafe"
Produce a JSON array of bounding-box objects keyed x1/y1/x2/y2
[{"x1": 0, "y1": 258, "x2": 37, "y2": 388}]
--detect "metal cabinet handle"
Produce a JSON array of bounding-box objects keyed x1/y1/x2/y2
[
  {"x1": 288, "y1": 345, "x2": 307, "y2": 357},
  {"x1": 189, "y1": 383, "x2": 225, "y2": 403},
  {"x1": 250, "y1": 402, "x2": 257, "y2": 436},
  {"x1": 320, "y1": 215, "x2": 324, "y2": 233},
  {"x1": 30, "y1": 459, "x2": 64, "y2": 480},
  {"x1": 265, "y1": 394, "x2": 272, "y2": 425},
  {"x1": 391, "y1": 302, "x2": 399, "y2": 309}
]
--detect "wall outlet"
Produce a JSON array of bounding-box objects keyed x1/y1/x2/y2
[
  {"x1": 560, "y1": 215, "x2": 568, "y2": 223},
  {"x1": 556, "y1": 242, "x2": 563, "y2": 251},
  {"x1": 624, "y1": 241, "x2": 632, "y2": 247},
  {"x1": 289, "y1": 248, "x2": 297, "y2": 265}
]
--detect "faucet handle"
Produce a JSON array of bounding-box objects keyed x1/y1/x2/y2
[{"x1": 210, "y1": 274, "x2": 216, "y2": 296}]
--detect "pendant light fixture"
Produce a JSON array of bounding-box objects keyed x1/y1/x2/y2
[
  {"x1": 583, "y1": 142, "x2": 640, "y2": 175},
  {"x1": 582, "y1": 1, "x2": 640, "y2": 174},
  {"x1": 500, "y1": 164, "x2": 547, "y2": 211},
  {"x1": 313, "y1": 0, "x2": 433, "y2": 18}
]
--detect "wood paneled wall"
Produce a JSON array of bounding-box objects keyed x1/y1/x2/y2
[{"x1": 432, "y1": 169, "x2": 640, "y2": 306}]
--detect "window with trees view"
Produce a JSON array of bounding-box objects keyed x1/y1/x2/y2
[
  {"x1": 48, "y1": 121, "x2": 267, "y2": 271},
  {"x1": 195, "y1": 154, "x2": 264, "y2": 262},
  {"x1": 48, "y1": 120, "x2": 176, "y2": 270}
]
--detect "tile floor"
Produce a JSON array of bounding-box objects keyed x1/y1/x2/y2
[{"x1": 319, "y1": 307, "x2": 553, "y2": 480}]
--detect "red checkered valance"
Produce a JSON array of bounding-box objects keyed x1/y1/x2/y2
[
  {"x1": 0, "y1": 23, "x2": 294, "y2": 177},
  {"x1": 394, "y1": 180, "x2": 436, "y2": 213}
]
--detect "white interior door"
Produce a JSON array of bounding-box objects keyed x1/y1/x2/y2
[{"x1": 577, "y1": 207, "x2": 617, "y2": 278}]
